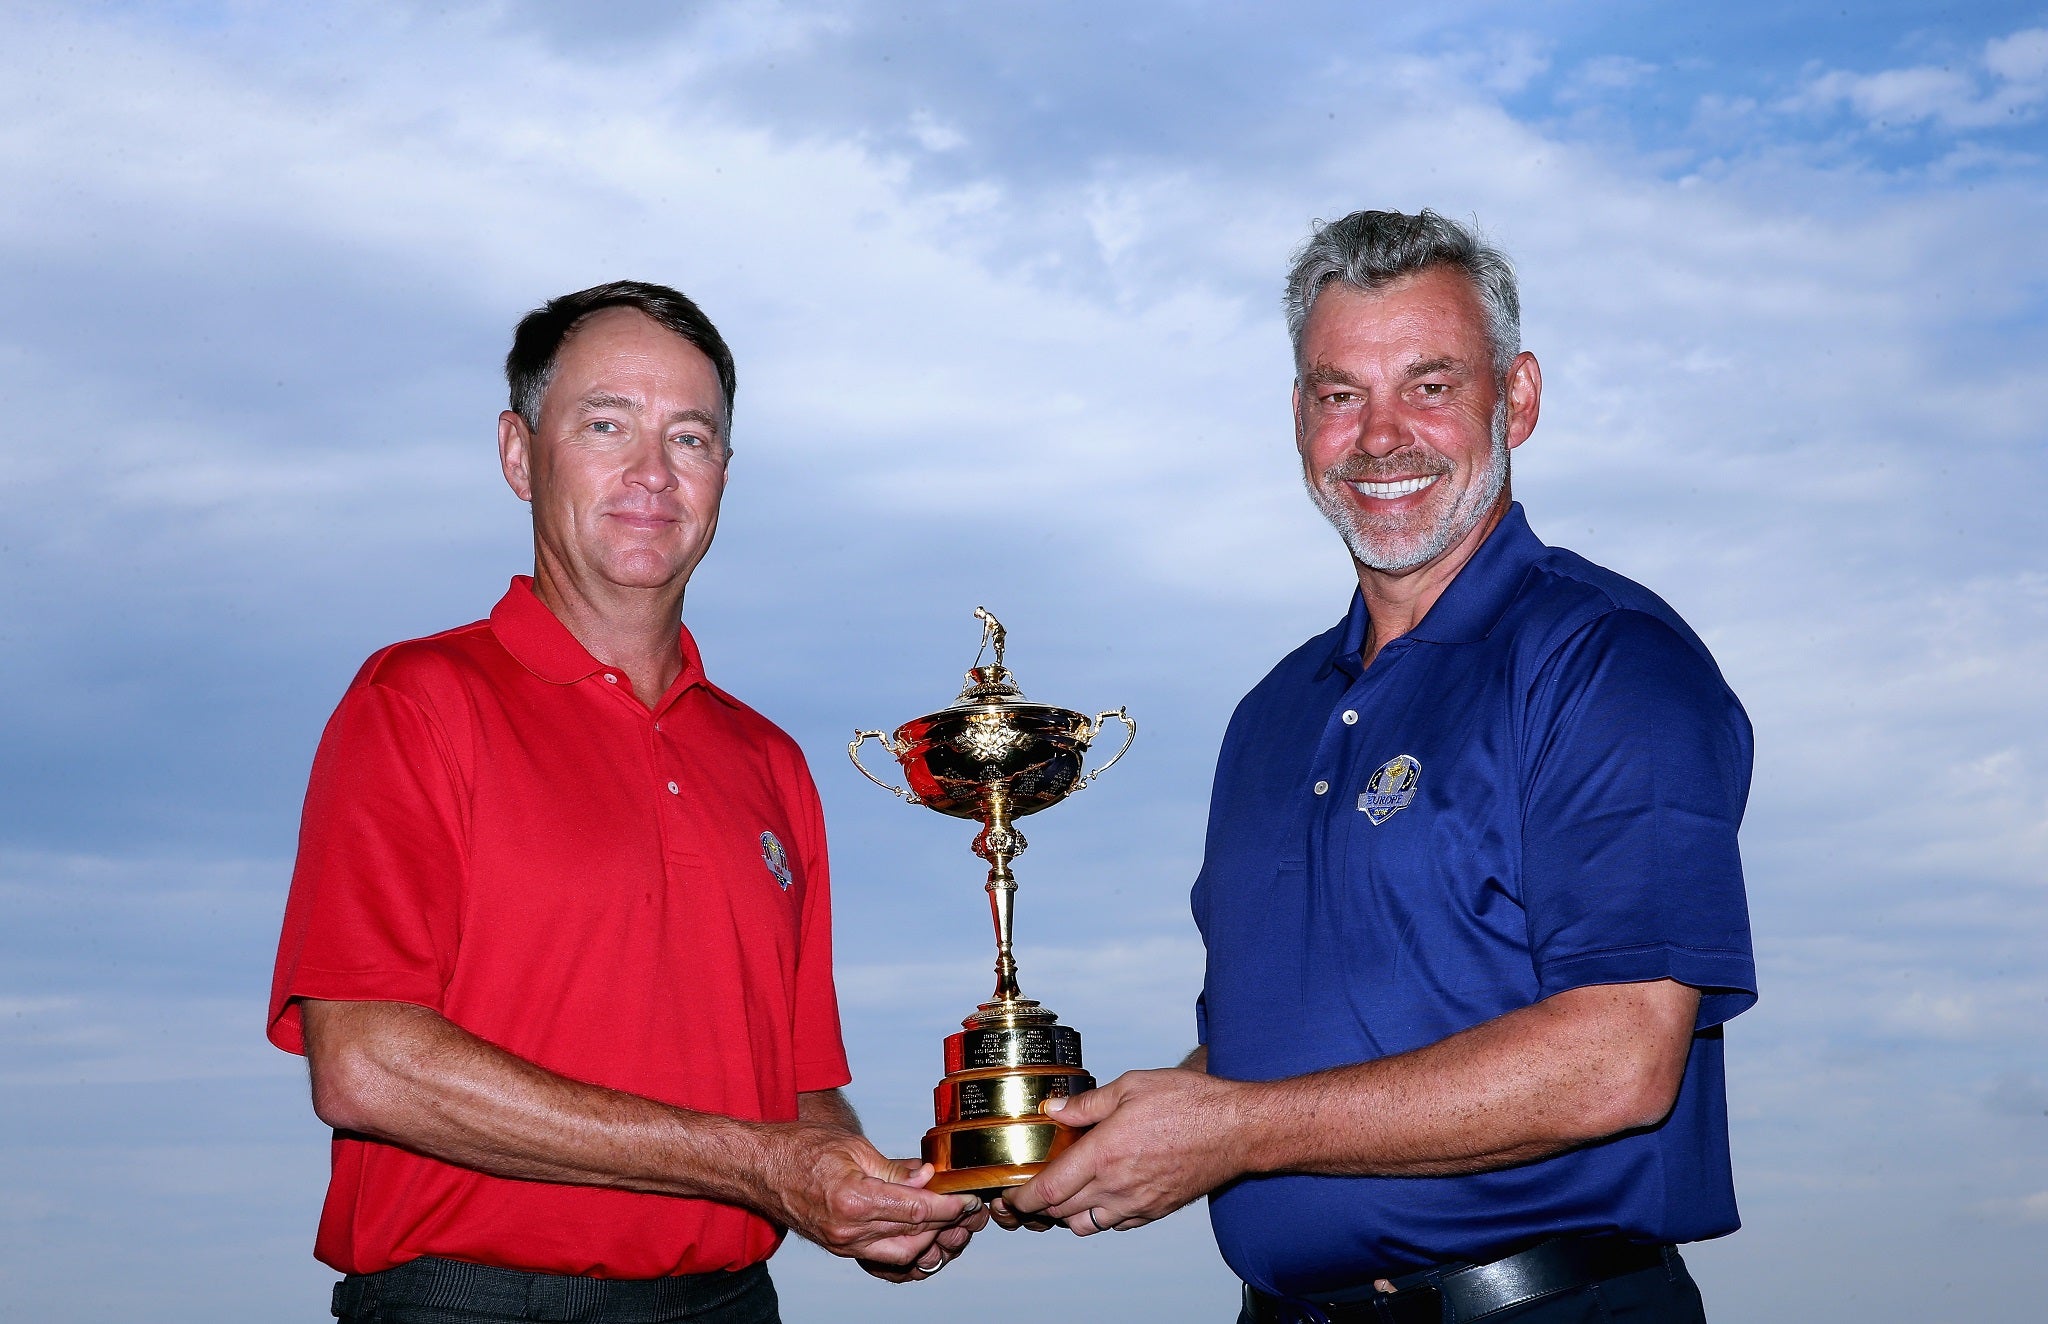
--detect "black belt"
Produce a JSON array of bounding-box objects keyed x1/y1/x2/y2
[
  {"x1": 332, "y1": 1255, "x2": 770, "y2": 1323},
  {"x1": 1244, "y1": 1236, "x2": 1673, "y2": 1324}
]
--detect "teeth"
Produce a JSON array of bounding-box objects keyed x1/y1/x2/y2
[{"x1": 1349, "y1": 475, "x2": 1440, "y2": 499}]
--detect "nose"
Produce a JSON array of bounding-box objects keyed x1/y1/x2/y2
[
  {"x1": 1350, "y1": 397, "x2": 1409, "y2": 460},
  {"x1": 622, "y1": 434, "x2": 679, "y2": 494}
]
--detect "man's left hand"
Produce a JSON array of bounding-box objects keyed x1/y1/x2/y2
[
  {"x1": 997, "y1": 1067, "x2": 1248, "y2": 1235},
  {"x1": 853, "y1": 1160, "x2": 991, "y2": 1282}
]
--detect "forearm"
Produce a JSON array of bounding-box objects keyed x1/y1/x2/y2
[
  {"x1": 799, "y1": 1087, "x2": 862, "y2": 1134},
  {"x1": 302, "y1": 998, "x2": 818, "y2": 1210},
  {"x1": 1233, "y1": 980, "x2": 1699, "y2": 1178}
]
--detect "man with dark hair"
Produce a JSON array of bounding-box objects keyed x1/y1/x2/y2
[
  {"x1": 269, "y1": 281, "x2": 984, "y2": 1323},
  {"x1": 1004, "y1": 211, "x2": 1756, "y2": 1324}
]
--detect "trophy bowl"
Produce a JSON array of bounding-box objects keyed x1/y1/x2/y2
[
  {"x1": 850, "y1": 608, "x2": 1134, "y2": 1195},
  {"x1": 886, "y1": 704, "x2": 1095, "y2": 819}
]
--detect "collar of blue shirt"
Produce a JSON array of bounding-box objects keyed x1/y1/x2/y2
[{"x1": 1320, "y1": 502, "x2": 1547, "y2": 682}]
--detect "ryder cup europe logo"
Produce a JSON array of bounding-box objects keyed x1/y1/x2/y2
[
  {"x1": 759, "y1": 831, "x2": 793, "y2": 889},
  {"x1": 1358, "y1": 754, "x2": 1422, "y2": 825}
]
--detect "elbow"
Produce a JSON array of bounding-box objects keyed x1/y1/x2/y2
[
  {"x1": 308, "y1": 1038, "x2": 383, "y2": 1134},
  {"x1": 1582, "y1": 1054, "x2": 1686, "y2": 1138},
  {"x1": 302, "y1": 1002, "x2": 405, "y2": 1136}
]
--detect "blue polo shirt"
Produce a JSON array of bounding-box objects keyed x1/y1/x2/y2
[{"x1": 1192, "y1": 504, "x2": 1756, "y2": 1297}]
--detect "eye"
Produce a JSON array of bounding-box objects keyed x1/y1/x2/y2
[
  {"x1": 1415, "y1": 383, "x2": 1450, "y2": 398},
  {"x1": 671, "y1": 431, "x2": 707, "y2": 449},
  {"x1": 588, "y1": 419, "x2": 621, "y2": 434},
  {"x1": 1320, "y1": 390, "x2": 1359, "y2": 405}
]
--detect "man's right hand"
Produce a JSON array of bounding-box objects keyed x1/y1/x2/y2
[{"x1": 751, "y1": 1119, "x2": 986, "y2": 1273}]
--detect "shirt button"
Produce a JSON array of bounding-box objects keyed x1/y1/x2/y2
[
  {"x1": 1313, "y1": 780, "x2": 1330, "y2": 795},
  {"x1": 666, "y1": 780, "x2": 680, "y2": 795},
  {"x1": 603, "y1": 673, "x2": 618, "y2": 684},
  {"x1": 1341, "y1": 709, "x2": 1357, "y2": 725}
]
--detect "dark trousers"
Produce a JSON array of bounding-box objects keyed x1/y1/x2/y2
[
  {"x1": 332, "y1": 1256, "x2": 779, "y2": 1324},
  {"x1": 1239, "y1": 1247, "x2": 1706, "y2": 1324}
]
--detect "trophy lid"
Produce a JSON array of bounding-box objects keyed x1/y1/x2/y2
[{"x1": 947, "y1": 608, "x2": 1030, "y2": 708}]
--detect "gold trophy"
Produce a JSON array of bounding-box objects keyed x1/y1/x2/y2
[{"x1": 850, "y1": 608, "x2": 1135, "y2": 1195}]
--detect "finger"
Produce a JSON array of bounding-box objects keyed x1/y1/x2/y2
[
  {"x1": 1001, "y1": 1165, "x2": 1069, "y2": 1216},
  {"x1": 935, "y1": 1223, "x2": 973, "y2": 1254},
  {"x1": 1040, "y1": 1077, "x2": 1121, "y2": 1128},
  {"x1": 855, "y1": 1228, "x2": 940, "y2": 1266},
  {"x1": 853, "y1": 1177, "x2": 985, "y2": 1229},
  {"x1": 1010, "y1": 1152, "x2": 1102, "y2": 1221},
  {"x1": 875, "y1": 1156, "x2": 936, "y2": 1187},
  {"x1": 857, "y1": 1257, "x2": 918, "y2": 1284}
]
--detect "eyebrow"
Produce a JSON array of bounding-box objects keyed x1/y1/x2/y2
[
  {"x1": 1402, "y1": 356, "x2": 1467, "y2": 380},
  {"x1": 1299, "y1": 364, "x2": 1364, "y2": 389},
  {"x1": 576, "y1": 393, "x2": 727, "y2": 436}
]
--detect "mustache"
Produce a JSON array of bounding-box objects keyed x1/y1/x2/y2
[{"x1": 1321, "y1": 452, "x2": 1453, "y2": 484}]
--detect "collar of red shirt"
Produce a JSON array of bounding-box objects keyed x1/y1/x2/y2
[{"x1": 488, "y1": 576, "x2": 740, "y2": 712}]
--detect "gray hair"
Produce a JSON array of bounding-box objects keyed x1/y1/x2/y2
[{"x1": 1283, "y1": 209, "x2": 1521, "y2": 378}]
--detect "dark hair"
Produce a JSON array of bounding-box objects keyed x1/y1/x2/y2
[
  {"x1": 1284, "y1": 209, "x2": 1520, "y2": 378},
  {"x1": 505, "y1": 280, "x2": 737, "y2": 435}
]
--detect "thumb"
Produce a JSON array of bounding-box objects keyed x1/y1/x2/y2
[
  {"x1": 1041, "y1": 1080, "x2": 1118, "y2": 1127},
  {"x1": 874, "y1": 1156, "x2": 936, "y2": 1186}
]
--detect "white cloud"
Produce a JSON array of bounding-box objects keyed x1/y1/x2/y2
[
  {"x1": 1790, "y1": 26, "x2": 2048, "y2": 129},
  {"x1": 1561, "y1": 54, "x2": 1659, "y2": 101},
  {"x1": 908, "y1": 109, "x2": 967, "y2": 152}
]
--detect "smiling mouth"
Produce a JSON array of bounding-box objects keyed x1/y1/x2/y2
[{"x1": 1347, "y1": 475, "x2": 1441, "y2": 500}]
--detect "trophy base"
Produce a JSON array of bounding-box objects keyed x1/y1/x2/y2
[
  {"x1": 921, "y1": 1117, "x2": 1081, "y2": 1196},
  {"x1": 922, "y1": 1010, "x2": 1093, "y2": 1196}
]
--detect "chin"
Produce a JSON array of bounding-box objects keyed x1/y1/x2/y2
[{"x1": 596, "y1": 552, "x2": 697, "y2": 589}]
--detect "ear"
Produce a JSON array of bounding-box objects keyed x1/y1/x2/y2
[
  {"x1": 498, "y1": 410, "x2": 534, "y2": 502},
  {"x1": 1291, "y1": 380, "x2": 1306, "y2": 451},
  {"x1": 1503, "y1": 351, "x2": 1541, "y2": 450}
]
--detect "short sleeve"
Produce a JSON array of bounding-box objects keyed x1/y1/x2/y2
[
  {"x1": 784, "y1": 752, "x2": 852, "y2": 1093},
  {"x1": 1521, "y1": 610, "x2": 1757, "y2": 1027},
  {"x1": 266, "y1": 680, "x2": 468, "y2": 1053}
]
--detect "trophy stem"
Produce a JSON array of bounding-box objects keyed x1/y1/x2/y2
[{"x1": 971, "y1": 795, "x2": 1031, "y2": 1010}]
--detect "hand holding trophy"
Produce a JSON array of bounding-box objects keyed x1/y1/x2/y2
[{"x1": 850, "y1": 608, "x2": 1134, "y2": 1196}]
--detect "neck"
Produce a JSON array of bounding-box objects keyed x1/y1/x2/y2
[
  {"x1": 1353, "y1": 493, "x2": 1510, "y2": 668},
  {"x1": 530, "y1": 558, "x2": 690, "y2": 709}
]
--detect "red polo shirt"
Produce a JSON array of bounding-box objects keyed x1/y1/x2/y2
[{"x1": 268, "y1": 578, "x2": 850, "y2": 1278}]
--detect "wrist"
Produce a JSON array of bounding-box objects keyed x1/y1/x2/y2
[
  {"x1": 1220, "y1": 1077, "x2": 1289, "y2": 1177},
  {"x1": 649, "y1": 1110, "x2": 794, "y2": 1214}
]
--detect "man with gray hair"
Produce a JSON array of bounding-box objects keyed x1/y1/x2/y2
[{"x1": 1004, "y1": 211, "x2": 1756, "y2": 1323}]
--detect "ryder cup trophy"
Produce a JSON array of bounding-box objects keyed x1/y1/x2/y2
[{"x1": 850, "y1": 608, "x2": 1135, "y2": 1195}]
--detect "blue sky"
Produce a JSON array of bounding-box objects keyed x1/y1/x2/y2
[{"x1": 2, "y1": 2, "x2": 2044, "y2": 1319}]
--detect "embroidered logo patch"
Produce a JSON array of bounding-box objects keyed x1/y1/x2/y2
[
  {"x1": 759, "y1": 831, "x2": 793, "y2": 889},
  {"x1": 1358, "y1": 754, "x2": 1421, "y2": 825}
]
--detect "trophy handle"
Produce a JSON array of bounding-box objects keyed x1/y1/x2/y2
[
  {"x1": 849, "y1": 730, "x2": 921, "y2": 804},
  {"x1": 1075, "y1": 708, "x2": 1136, "y2": 790}
]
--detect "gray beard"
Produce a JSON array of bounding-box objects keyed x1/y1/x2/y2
[{"x1": 1308, "y1": 398, "x2": 1511, "y2": 572}]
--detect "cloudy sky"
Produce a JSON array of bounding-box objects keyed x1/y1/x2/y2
[{"x1": 2, "y1": 2, "x2": 2044, "y2": 1319}]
